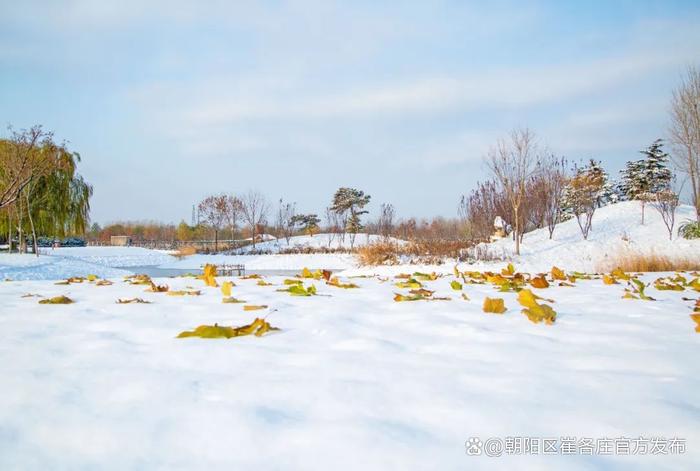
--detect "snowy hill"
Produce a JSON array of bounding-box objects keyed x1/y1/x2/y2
[
  {"x1": 233, "y1": 233, "x2": 401, "y2": 254},
  {"x1": 476, "y1": 200, "x2": 700, "y2": 273}
]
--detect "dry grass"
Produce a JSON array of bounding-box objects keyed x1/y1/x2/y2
[
  {"x1": 357, "y1": 239, "x2": 474, "y2": 266},
  {"x1": 173, "y1": 245, "x2": 198, "y2": 259},
  {"x1": 357, "y1": 242, "x2": 400, "y2": 266},
  {"x1": 597, "y1": 250, "x2": 700, "y2": 273}
]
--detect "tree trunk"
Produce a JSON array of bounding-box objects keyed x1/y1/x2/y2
[
  {"x1": 18, "y1": 196, "x2": 24, "y2": 254},
  {"x1": 214, "y1": 230, "x2": 218, "y2": 253},
  {"x1": 514, "y1": 207, "x2": 520, "y2": 255},
  {"x1": 25, "y1": 192, "x2": 39, "y2": 257}
]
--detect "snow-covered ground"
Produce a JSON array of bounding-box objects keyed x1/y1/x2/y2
[
  {"x1": 160, "y1": 253, "x2": 356, "y2": 271},
  {"x1": 0, "y1": 269, "x2": 698, "y2": 469},
  {"x1": 474, "y1": 201, "x2": 700, "y2": 273},
  {"x1": 1, "y1": 202, "x2": 699, "y2": 469},
  {"x1": 234, "y1": 232, "x2": 400, "y2": 254},
  {"x1": 0, "y1": 247, "x2": 355, "y2": 280}
]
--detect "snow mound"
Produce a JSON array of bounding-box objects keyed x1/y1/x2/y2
[
  {"x1": 234, "y1": 233, "x2": 400, "y2": 254},
  {"x1": 476, "y1": 201, "x2": 700, "y2": 273}
]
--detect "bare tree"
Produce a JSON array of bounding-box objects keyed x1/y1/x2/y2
[
  {"x1": 651, "y1": 186, "x2": 681, "y2": 241},
  {"x1": 223, "y1": 194, "x2": 242, "y2": 244},
  {"x1": 564, "y1": 160, "x2": 606, "y2": 240},
  {"x1": 485, "y1": 128, "x2": 538, "y2": 254},
  {"x1": 324, "y1": 206, "x2": 341, "y2": 248},
  {"x1": 377, "y1": 203, "x2": 395, "y2": 240},
  {"x1": 669, "y1": 66, "x2": 700, "y2": 221},
  {"x1": 539, "y1": 155, "x2": 568, "y2": 239},
  {"x1": 198, "y1": 194, "x2": 228, "y2": 252},
  {"x1": 275, "y1": 198, "x2": 296, "y2": 244},
  {"x1": 241, "y1": 190, "x2": 269, "y2": 248},
  {"x1": 0, "y1": 126, "x2": 57, "y2": 211}
]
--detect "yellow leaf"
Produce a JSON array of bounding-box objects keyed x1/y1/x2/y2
[
  {"x1": 95, "y1": 279, "x2": 113, "y2": 286},
  {"x1": 395, "y1": 279, "x2": 423, "y2": 289},
  {"x1": 691, "y1": 313, "x2": 700, "y2": 333},
  {"x1": 501, "y1": 263, "x2": 515, "y2": 276},
  {"x1": 39, "y1": 296, "x2": 74, "y2": 304},
  {"x1": 327, "y1": 277, "x2": 359, "y2": 289},
  {"x1": 199, "y1": 264, "x2": 218, "y2": 287},
  {"x1": 177, "y1": 318, "x2": 279, "y2": 339},
  {"x1": 222, "y1": 297, "x2": 245, "y2": 304},
  {"x1": 146, "y1": 281, "x2": 169, "y2": 292},
  {"x1": 257, "y1": 279, "x2": 273, "y2": 286},
  {"x1": 461, "y1": 293, "x2": 470, "y2": 301},
  {"x1": 611, "y1": 267, "x2": 630, "y2": 281},
  {"x1": 522, "y1": 304, "x2": 557, "y2": 325},
  {"x1": 87, "y1": 274, "x2": 97, "y2": 282},
  {"x1": 299, "y1": 267, "x2": 323, "y2": 279},
  {"x1": 243, "y1": 304, "x2": 268, "y2": 311},
  {"x1": 450, "y1": 280, "x2": 463, "y2": 291},
  {"x1": 602, "y1": 275, "x2": 618, "y2": 285},
  {"x1": 689, "y1": 278, "x2": 700, "y2": 292},
  {"x1": 551, "y1": 266, "x2": 566, "y2": 280},
  {"x1": 482, "y1": 297, "x2": 506, "y2": 314},
  {"x1": 221, "y1": 281, "x2": 233, "y2": 296},
  {"x1": 394, "y1": 293, "x2": 425, "y2": 302}
]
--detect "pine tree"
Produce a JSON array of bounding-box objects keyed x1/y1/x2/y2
[
  {"x1": 619, "y1": 139, "x2": 672, "y2": 224},
  {"x1": 330, "y1": 187, "x2": 371, "y2": 247}
]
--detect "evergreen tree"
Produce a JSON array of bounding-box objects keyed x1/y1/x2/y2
[
  {"x1": 330, "y1": 187, "x2": 371, "y2": 247},
  {"x1": 619, "y1": 139, "x2": 672, "y2": 223}
]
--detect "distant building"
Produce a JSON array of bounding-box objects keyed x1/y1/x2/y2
[{"x1": 110, "y1": 235, "x2": 132, "y2": 246}]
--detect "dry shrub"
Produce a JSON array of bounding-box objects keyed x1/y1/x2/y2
[
  {"x1": 357, "y1": 242, "x2": 400, "y2": 266},
  {"x1": 597, "y1": 249, "x2": 700, "y2": 273},
  {"x1": 357, "y1": 239, "x2": 475, "y2": 265},
  {"x1": 173, "y1": 245, "x2": 197, "y2": 259}
]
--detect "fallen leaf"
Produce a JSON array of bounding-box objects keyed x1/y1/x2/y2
[
  {"x1": 482, "y1": 297, "x2": 506, "y2": 314},
  {"x1": 221, "y1": 281, "x2": 234, "y2": 296},
  {"x1": 176, "y1": 318, "x2": 279, "y2": 339},
  {"x1": 39, "y1": 296, "x2": 74, "y2": 304},
  {"x1": 551, "y1": 266, "x2": 566, "y2": 280},
  {"x1": 222, "y1": 297, "x2": 246, "y2": 304},
  {"x1": 243, "y1": 304, "x2": 268, "y2": 311},
  {"x1": 117, "y1": 298, "x2": 151, "y2": 304},
  {"x1": 530, "y1": 276, "x2": 549, "y2": 289}
]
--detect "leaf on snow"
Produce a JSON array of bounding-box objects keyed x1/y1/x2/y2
[
  {"x1": 221, "y1": 281, "x2": 234, "y2": 297},
  {"x1": 517, "y1": 289, "x2": 556, "y2": 325},
  {"x1": 177, "y1": 318, "x2": 279, "y2": 339},
  {"x1": 39, "y1": 296, "x2": 74, "y2": 304},
  {"x1": 117, "y1": 298, "x2": 151, "y2": 304},
  {"x1": 222, "y1": 296, "x2": 246, "y2": 304},
  {"x1": 482, "y1": 297, "x2": 506, "y2": 314},
  {"x1": 530, "y1": 276, "x2": 549, "y2": 289},
  {"x1": 551, "y1": 266, "x2": 566, "y2": 281},
  {"x1": 243, "y1": 304, "x2": 268, "y2": 311}
]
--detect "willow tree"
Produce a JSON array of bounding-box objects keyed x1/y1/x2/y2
[{"x1": 1, "y1": 127, "x2": 92, "y2": 255}]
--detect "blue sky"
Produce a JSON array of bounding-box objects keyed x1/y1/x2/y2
[{"x1": 1, "y1": 0, "x2": 699, "y2": 224}]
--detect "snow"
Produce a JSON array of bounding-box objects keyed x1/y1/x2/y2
[
  {"x1": 233, "y1": 232, "x2": 400, "y2": 254},
  {"x1": 0, "y1": 247, "x2": 174, "y2": 281},
  {"x1": 0, "y1": 247, "x2": 357, "y2": 280},
  {"x1": 1, "y1": 202, "x2": 700, "y2": 468},
  {"x1": 161, "y1": 253, "x2": 356, "y2": 271},
  {"x1": 470, "y1": 201, "x2": 700, "y2": 274},
  {"x1": 0, "y1": 270, "x2": 698, "y2": 469}
]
